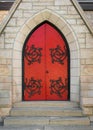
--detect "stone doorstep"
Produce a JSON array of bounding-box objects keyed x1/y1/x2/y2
[
  {"x1": 10, "y1": 107, "x2": 82, "y2": 117},
  {"x1": 4, "y1": 117, "x2": 90, "y2": 126},
  {"x1": 13, "y1": 101, "x2": 79, "y2": 108},
  {"x1": 4, "y1": 101, "x2": 90, "y2": 126}
]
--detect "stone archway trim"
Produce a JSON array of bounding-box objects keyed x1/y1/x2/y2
[{"x1": 13, "y1": 9, "x2": 80, "y2": 103}]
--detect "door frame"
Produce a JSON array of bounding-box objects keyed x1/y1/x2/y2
[{"x1": 22, "y1": 20, "x2": 70, "y2": 101}]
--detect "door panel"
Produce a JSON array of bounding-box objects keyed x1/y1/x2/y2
[
  {"x1": 45, "y1": 24, "x2": 68, "y2": 100},
  {"x1": 23, "y1": 21, "x2": 69, "y2": 101},
  {"x1": 23, "y1": 24, "x2": 46, "y2": 100}
]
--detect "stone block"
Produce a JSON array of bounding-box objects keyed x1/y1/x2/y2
[
  {"x1": 23, "y1": 11, "x2": 33, "y2": 18},
  {"x1": 71, "y1": 68, "x2": 80, "y2": 77},
  {"x1": 13, "y1": 59, "x2": 21, "y2": 68},
  {"x1": 81, "y1": 76, "x2": 93, "y2": 83},
  {"x1": 71, "y1": 59, "x2": 80, "y2": 68},
  {"x1": 0, "y1": 64, "x2": 11, "y2": 76},
  {"x1": 16, "y1": 93, "x2": 22, "y2": 102},
  {"x1": 71, "y1": 85, "x2": 79, "y2": 93},
  {"x1": 16, "y1": 85, "x2": 22, "y2": 93},
  {"x1": 0, "y1": 98, "x2": 11, "y2": 107},
  {"x1": 5, "y1": 38, "x2": 14, "y2": 44},
  {"x1": 22, "y1": 0, "x2": 33, "y2": 2},
  {"x1": 80, "y1": 59, "x2": 86, "y2": 65},
  {"x1": 0, "y1": 108, "x2": 11, "y2": 116},
  {"x1": 0, "y1": 83, "x2": 11, "y2": 90},
  {"x1": 81, "y1": 49, "x2": 93, "y2": 59},
  {"x1": 33, "y1": 2, "x2": 53, "y2": 6},
  {"x1": 66, "y1": 19, "x2": 76, "y2": 24},
  {"x1": 86, "y1": 59, "x2": 93, "y2": 65},
  {"x1": 5, "y1": 33, "x2": 16, "y2": 39},
  {"x1": 13, "y1": 77, "x2": 21, "y2": 86},
  {"x1": 80, "y1": 43, "x2": 86, "y2": 49},
  {"x1": 17, "y1": 18, "x2": 27, "y2": 26},
  {"x1": 81, "y1": 90, "x2": 88, "y2": 97},
  {"x1": 39, "y1": 0, "x2": 54, "y2": 1},
  {"x1": 13, "y1": 50, "x2": 21, "y2": 60},
  {"x1": 0, "y1": 58, "x2": 7, "y2": 65},
  {"x1": 77, "y1": 33, "x2": 86, "y2": 38},
  {"x1": 82, "y1": 107, "x2": 93, "y2": 115},
  {"x1": 4, "y1": 27, "x2": 20, "y2": 33},
  {"x1": 72, "y1": 25, "x2": 89, "y2": 33},
  {"x1": 8, "y1": 18, "x2": 17, "y2": 26},
  {"x1": 56, "y1": 10, "x2": 68, "y2": 15},
  {"x1": 86, "y1": 33, "x2": 93, "y2": 48},
  {"x1": 13, "y1": 41, "x2": 22, "y2": 52},
  {"x1": 55, "y1": 19, "x2": 66, "y2": 30},
  {"x1": 71, "y1": 93, "x2": 79, "y2": 102},
  {"x1": 6, "y1": 59, "x2": 12, "y2": 65},
  {"x1": 13, "y1": 10, "x2": 23, "y2": 18},
  {"x1": 55, "y1": 0, "x2": 72, "y2": 6},
  {"x1": 90, "y1": 116, "x2": 93, "y2": 121},
  {"x1": 71, "y1": 76, "x2": 79, "y2": 85},
  {"x1": 81, "y1": 65, "x2": 93, "y2": 76},
  {"x1": 0, "y1": 49, "x2": 12, "y2": 59},
  {"x1": 20, "y1": 24, "x2": 31, "y2": 37},
  {"x1": 81, "y1": 83, "x2": 93, "y2": 90},
  {"x1": 78, "y1": 38, "x2": 85, "y2": 44},
  {"x1": 5, "y1": 43, "x2": 13, "y2": 49},
  {"x1": 63, "y1": 14, "x2": 80, "y2": 19},
  {"x1": 0, "y1": 34, "x2": 4, "y2": 48},
  {"x1": 68, "y1": 6, "x2": 78, "y2": 15},
  {"x1": 18, "y1": 3, "x2": 32, "y2": 10},
  {"x1": 33, "y1": 14, "x2": 43, "y2": 24},
  {"x1": 48, "y1": 6, "x2": 60, "y2": 10},
  {"x1": 0, "y1": 11, "x2": 8, "y2": 23},
  {"x1": 26, "y1": 19, "x2": 36, "y2": 30},
  {"x1": 32, "y1": 5, "x2": 45, "y2": 10},
  {"x1": 69, "y1": 41, "x2": 77, "y2": 51},
  {"x1": 62, "y1": 26, "x2": 72, "y2": 37},
  {"x1": 48, "y1": 14, "x2": 59, "y2": 24},
  {"x1": 60, "y1": 6, "x2": 68, "y2": 11},
  {"x1": 41, "y1": 11, "x2": 51, "y2": 20},
  {"x1": 0, "y1": 77, "x2": 12, "y2": 83},
  {"x1": 67, "y1": 33, "x2": 76, "y2": 43},
  {"x1": 87, "y1": 90, "x2": 93, "y2": 98},
  {"x1": 13, "y1": 68, "x2": 21, "y2": 77},
  {"x1": 71, "y1": 51, "x2": 79, "y2": 59},
  {"x1": 82, "y1": 98, "x2": 93, "y2": 107},
  {"x1": 15, "y1": 33, "x2": 27, "y2": 44},
  {"x1": 77, "y1": 19, "x2": 84, "y2": 25},
  {"x1": 0, "y1": 90, "x2": 10, "y2": 98}
]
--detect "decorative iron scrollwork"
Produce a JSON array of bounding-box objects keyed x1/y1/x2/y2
[
  {"x1": 24, "y1": 44, "x2": 42, "y2": 65},
  {"x1": 24, "y1": 77, "x2": 42, "y2": 97},
  {"x1": 50, "y1": 77, "x2": 68, "y2": 98},
  {"x1": 50, "y1": 45, "x2": 67, "y2": 65}
]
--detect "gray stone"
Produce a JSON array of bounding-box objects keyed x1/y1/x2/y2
[{"x1": 45, "y1": 125, "x2": 93, "y2": 130}]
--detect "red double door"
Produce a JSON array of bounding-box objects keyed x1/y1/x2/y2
[{"x1": 23, "y1": 22, "x2": 69, "y2": 101}]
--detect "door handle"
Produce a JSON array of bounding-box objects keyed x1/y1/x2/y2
[{"x1": 46, "y1": 70, "x2": 49, "y2": 73}]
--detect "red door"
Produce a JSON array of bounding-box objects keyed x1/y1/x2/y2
[{"x1": 22, "y1": 21, "x2": 70, "y2": 101}]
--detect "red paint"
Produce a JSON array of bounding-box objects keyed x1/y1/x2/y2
[{"x1": 23, "y1": 22, "x2": 69, "y2": 101}]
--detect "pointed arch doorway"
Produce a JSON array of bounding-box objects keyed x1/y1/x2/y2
[{"x1": 22, "y1": 21, "x2": 70, "y2": 101}]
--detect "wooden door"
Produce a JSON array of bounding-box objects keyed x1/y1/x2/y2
[{"x1": 22, "y1": 21, "x2": 70, "y2": 101}]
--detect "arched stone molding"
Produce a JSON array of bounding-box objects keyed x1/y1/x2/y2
[{"x1": 13, "y1": 9, "x2": 80, "y2": 103}]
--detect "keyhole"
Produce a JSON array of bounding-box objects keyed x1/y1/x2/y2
[{"x1": 46, "y1": 70, "x2": 49, "y2": 73}]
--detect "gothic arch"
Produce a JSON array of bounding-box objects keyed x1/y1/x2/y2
[{"x1": 13, "y1": 9, "x2": 80, "y2": 103}]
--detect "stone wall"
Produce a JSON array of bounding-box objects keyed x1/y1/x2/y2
[
  {"x1": 0, "y1": 0, "x2": 93, "y2": 117},
  {"x1": 0, "y1": 11, "x2": 8, "y2": 23},
  {"x1": 85, "y1": 11, "x2": 93, "y2": 26}
]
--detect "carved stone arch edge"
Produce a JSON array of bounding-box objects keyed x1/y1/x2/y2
[{"x1": 13, "y1": 9, "x2": 80, "y2": 104}]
